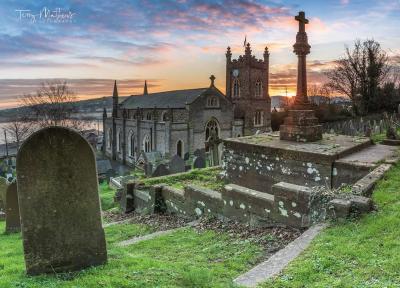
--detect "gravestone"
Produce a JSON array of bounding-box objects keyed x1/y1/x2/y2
[
  {"x1": 152, "y1": 163, "x2": 170, "y2": 177},
  {"x1": 120, "y1": 180, "x2": 135, "y2": 214},
  {"x1": 193, "y1": 156, "x2": 206, "y2": 169},
  {"x1": 16, "y1": 127, "x2": 107, "y2": 275},
  {"x1": 0, "y1": 177, "x2": 7, "y2": 213},
  {"x1": 193, "y1": 149, "x2": 206, "y2": 158},
  {"x1": 144, "y1": 162, "x2": 153, "y2": 177},
  {"x1": 169, "y1": 155, "x2": 185, "y2": 174},
  {"x1": 5, "y1": 182, "x2": 20, "y2": 233},
  {"x1": 184, "y1": 152, "x2": 190, "y2": 161}
]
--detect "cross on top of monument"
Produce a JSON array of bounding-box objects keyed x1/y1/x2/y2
[{"x1": 295, "y1": 11, "x2": 309, "y2": 33}]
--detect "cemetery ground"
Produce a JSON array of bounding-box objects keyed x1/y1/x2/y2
[{"x1": 1, "y1": 165, "x2": 399, "y2": 287}]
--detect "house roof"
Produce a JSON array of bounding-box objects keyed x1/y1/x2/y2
[{"x1": 120, "y1": 88, "x2": 209, "y2": 109}]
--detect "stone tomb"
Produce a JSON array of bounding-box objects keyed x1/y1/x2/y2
[
  {"x1": 222, "y1": 133, "x2": 397, "y2": 194},
  {"x1": 5, "y1": 182, "x2": 20, "y2": 233},
  {"x1": 16, "y1": 127, "x2": 107, "y2": 275}
]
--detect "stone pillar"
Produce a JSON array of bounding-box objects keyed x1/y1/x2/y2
[{"x1": 280, "y1": 11, "x2": 322, "y2": 142}]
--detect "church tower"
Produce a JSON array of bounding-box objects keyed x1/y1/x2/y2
[{"x1": 226, "y1": 43, "x2": 271, "y2": 135}]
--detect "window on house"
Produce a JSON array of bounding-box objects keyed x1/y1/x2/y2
[
  {"x1": 233, "y1": 79, "x2": 240, "y2": 98},
  {"x1": 107, "y1": 129, "x2": 112, "y2": 149},
  {"x1": 146, "y1": 112, "x2": 152, "y2": 120},
  {"x1": 117, "y1": 130, "x2": 122, "y2": 152},
  {"x1": 207, "y1": 96, "x2": 219, "y2": 107},
  {"x1": 143, "y1": 135, "x2": 151, "y2": 153},
  {"x1": 161, "y1": 111, "x2": 168, "y2": 121},
  {"x1": 176, "y1": 140, "x2": 183, "y2": 158},
  {"x1": 254, "y1": 110, "x2": 264, "y2": 127},
  {"x1": 255, "y1": 80, "x2": 262, "y2": 98},
  {"x1": 128, "y1": 132, "x2": 135, "y2": 157},
  {"x1": 205, "y1": 119, "x2": 219, "y2": 141}
]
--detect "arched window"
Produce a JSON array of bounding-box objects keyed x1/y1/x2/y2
[
  {"x1": 233, "y1": 79, "x2": 240, "y2": 98},
  {"x1": 207, "y1": 96, "x2": 219, "y2": 107},
  {"x1": 161, "y1": 111, "x2": 168, "y2": 122},
  {"x1": 117, "y1": 130, "x2": 122, "y2": 152},
  {"x1": 143, "y1": 135, "x2": 151, "y2": 153},
  {"x1": 176, "y1": 140, "x2": 183, "y2": 158},
  {"x1": 205, "y1": 119, "x2": 219, "y2": 141},
  {"x1": 254, "y1": 110, "x2": 264, "y2": 127},
  {"x1": 107, "y1": 129, "x2": 112, "y2": 149},
  {"x1": 146, "y1": 112, "x2": 152, "y2": 120},
  {"x1": 128, "y1": 131, "x2": 135, "y2": 157},
  {"x1": 255, "y1": 80, "x2": 262, "y2": 98}
]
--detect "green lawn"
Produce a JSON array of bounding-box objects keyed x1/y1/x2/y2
[
  {"x1": 99, "y1": 181, "x2": 118, "y2": 211},
  {"x1": 263, "y1": 163, "x2": 400, "y2": 287},
  {"x1": 0, "y1": 220, "x2": 263, "y2": 287}
]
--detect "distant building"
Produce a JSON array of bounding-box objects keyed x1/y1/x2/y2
[{"x1": 103, "y1": 43, "x2": 272, "y2": 166}]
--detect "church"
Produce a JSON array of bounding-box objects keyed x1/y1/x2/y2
[{"x1": 103, "y1": 42, "x2": 272, "y2": 166}]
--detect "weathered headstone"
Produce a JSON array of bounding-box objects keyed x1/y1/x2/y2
[
  {"x1": 144, "y1": 162, "x2": 153, "y2": 177},
  {"x1": 120, "y1": 180, "x2": 135, "y2": 214},
  {"x1": 193, "y1": 149, "x2": 206, "y2": 158},
  {"x1": 169, "y1": 155, "x2": 185, "y2": 174},
  {"x1": 152, "y1": 163, "x2": 170, "y2": 177},
  {"x1": 0, "y1": 177, "x2": 7, "y2": 213},
  {"x1": 5, "y1": 182, "x2": 20, "y2": 233},
  {"x1": 184, "y1": 152, "x2": 190, "y2": 161},
  {"x1": 193, "y1": 156, "x2": 206, "y2": 169},
  {"x1": 16, "y1": 127, "x2": 107, "y2": 275}
]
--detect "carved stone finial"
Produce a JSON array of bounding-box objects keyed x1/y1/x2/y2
[
  {"x1": 245, "y1": 42, "x2": 251, "y2": 56},
  {"x1": 264, "y1": 46, "x2": 270, "y2": 57},
  {"x1": 209, "y1": 75, "x2": 216, "y2": 87},
  {"x1": 226, "y1": 46, "x2": 232, "y2": 58}
]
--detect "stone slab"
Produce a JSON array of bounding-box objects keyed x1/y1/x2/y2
[
  {"x1": 234, "y1": 224, "x2": 327, "y2": 287},
  {"x1": 223, "y1": 133, "x2": 371, "y2": 164},
  {"x1": 336, "y1": 144, "x2": 398, "y2": 166}
]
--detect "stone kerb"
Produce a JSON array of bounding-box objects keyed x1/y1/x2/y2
[
  {"x1": 184, "y1": 185, "x2": 223, "y2": 218},
  {"x1": 221, "y1": 184, "x2": 275, "y2": 226},
  {"x1": 272, "y1": 182, "x2": 313, "y2": 228}
]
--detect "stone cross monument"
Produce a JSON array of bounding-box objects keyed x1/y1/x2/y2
[{"x1": 280, "y1": 11, "x2": 322, "y2": 142}]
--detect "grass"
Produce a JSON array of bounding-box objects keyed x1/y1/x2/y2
[
  {"x1": 99, "y1": 181, "x2": 117, "y2": 211},
  {"x1": 262, "y1": 163, "x2": 400, "y2": 288},
  {"x1": 142, "y1": 166, "x2": 225, "y2": 191},
  {"x1": 0, "y1": 219, "x2": 263, "y2": 287}
]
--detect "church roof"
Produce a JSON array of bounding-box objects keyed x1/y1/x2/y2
[{"x1": 120, "y1": 88, "x2": 209, "y2": 109}]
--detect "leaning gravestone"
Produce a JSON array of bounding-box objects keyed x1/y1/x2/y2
[
  {"x1": 5, "y1": 182, "x2": 20, "y2": 233},
  {"x1": 152, "y1": 163, "x2": 170, "y2": 177},
  {"x1": 169, "y1": 155, "x2": 185, "y2": 174},
  {"x1": 16, "y1": 127, "x2": 107, "y2": 275},
  {"x1": 193, "y1": 156, "x2": 206, "y2": 169}
]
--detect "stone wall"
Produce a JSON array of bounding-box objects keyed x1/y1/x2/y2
[
  {"x1": 120, "y1": 178, "x2": 373, "y2": 228},
  {"x1": 221, "y1": 143, "x2": 332, "y2": 194}
]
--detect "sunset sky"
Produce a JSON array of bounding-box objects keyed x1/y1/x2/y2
[{"x1": 0, "y1": 0, "x2": 399, "y2": 109}]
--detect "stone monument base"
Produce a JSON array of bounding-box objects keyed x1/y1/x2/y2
[{"x1": 280, "y1": 110, "x2": 322, "y2": 142}]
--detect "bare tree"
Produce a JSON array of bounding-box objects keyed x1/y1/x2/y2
[
  {"x1": 20, "y1": 80, "x2": 86, "y2": 130},
  {"x1": 326, "y1": 39, "x2": 390, "y2": 115},
  {"x1": 3, "y1": 116, "x2": 32, "y2": 149}
]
